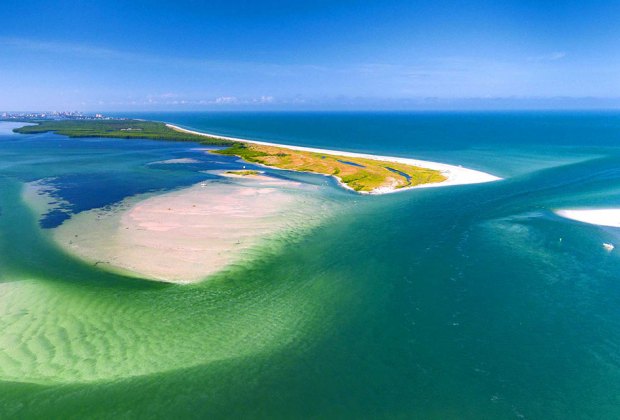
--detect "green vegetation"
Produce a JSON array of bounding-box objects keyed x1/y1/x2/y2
[
  {"x1": 225, "y1": 170, "x2": 261, "y2": 176},
  {"x1": 13, "y1": 120, "x2": 234, "y2": 146},
  {"x1": 214, "y1": 143, "x2": 447, "y2": 192},
  {"x1": 215, "y1": 142, "x2": 270, "y2": 160},
  {"x1": 14, "y1": 119, "x2": 447, "y2": 193}
]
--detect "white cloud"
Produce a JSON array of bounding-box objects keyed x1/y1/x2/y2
[
  {"x1": 214, "y1": 96, "x2": 239, "y2": 104},
  {"x1": 527, "y1": 52, "x2": 567, "y2": 62},
  {"x1": 0, "y1": 37, "x2": 331, "y2": 76},
  {"x1": 0, "y1": 37, "x2": 148, "y2": 62},
  {"x1": 101, "y1": 95, "x2": 279, "y2": 107}
]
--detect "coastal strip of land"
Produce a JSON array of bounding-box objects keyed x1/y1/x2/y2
[
  {"x1": 556, "y1": 208, "x2": 620, "y2": 228},
  {"x1": 12, "y1": 119, "x2": 501, "y2": 193},
  {"x1": 13, "y1": 119, "x2": 234, "y2": 145},
  {"x1": 167, "y1": 124, "x2": 501, "y2": 193}
]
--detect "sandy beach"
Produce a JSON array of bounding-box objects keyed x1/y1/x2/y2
[
  {"x1": 555, "y1": 208, "x2": 620, "y2": 228},
  {"x1": 52, "y1": 173, "x2": 332, "y2": 283},
  {"x1": 166, "y1": 124, "x2": 502, "y2": 193}
]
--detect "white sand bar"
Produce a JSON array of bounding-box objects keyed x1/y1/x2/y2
[
  {"x1": 148, "y1": 158, "x2": 202, "y2": 165},
  {"x1": 556, "y1": 209, "x2": 620, "y2": 228},
  {"x1": 53, "y1": 174, "x2": 332, "y2": 283},
  {"x1": 166, "y1": 124, "x2": 501, "y2": 193}
]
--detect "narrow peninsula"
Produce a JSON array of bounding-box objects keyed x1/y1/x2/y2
[{"x1": 14, "y1": 119, "x2": 500, "y2": 193}]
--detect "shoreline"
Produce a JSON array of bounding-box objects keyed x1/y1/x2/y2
[
  {"x1": 556, "y1": 208, "x2": 620, "y2": 228},
  {"x1": 166, "y1": 123, "x2": 502, "y2": 194},
  {"x1": 0, "y1": 121, "x2": 35, "y2": 135}
]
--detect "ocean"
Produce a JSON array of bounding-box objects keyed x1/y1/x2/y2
[{"x1": 1, "y1": 112, "x2": 620, "y2": 418}]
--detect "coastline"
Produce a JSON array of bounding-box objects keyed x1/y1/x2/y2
[
  {"x1": 556, "y1": 208, "x2": 620, "y2": 228},
  {"x1": 0, "y1": 121, "x2": 35, "y2": 135},
  {"x1": 166, "y1": 123, "x2": 502, "y2": 194}
]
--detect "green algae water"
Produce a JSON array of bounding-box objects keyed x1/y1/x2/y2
[{"x1": 2, "y1": 113, "x2": 620, "y2": 418}]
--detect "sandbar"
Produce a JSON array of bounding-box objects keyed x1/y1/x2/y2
[
  {"x1": 148, "y1": 158, "x2": 202, "y2": 165},
  {"x1": 51, "y1": 173, "x2": 333, "y2": 283},
  {"x1": 555, "y1": 208, "x2": 620, "y2": 228}
]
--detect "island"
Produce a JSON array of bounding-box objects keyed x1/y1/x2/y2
[
  {"x1": 13, "y1": 119, "x2": 500, "y2": 193},
  {"x1": 225, "y1": 170, "x2": 262, "y2": 176},
  {"x1": 12, "y1": 119, "x2": 234, "y2": 145},
  {"x1": 12, "y1": 117, "x2": 501, "y2": 283}
]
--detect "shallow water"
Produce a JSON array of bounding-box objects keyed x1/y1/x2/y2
[{"x1": 2, "y1": 113, "x2": 620, "y2": 418}]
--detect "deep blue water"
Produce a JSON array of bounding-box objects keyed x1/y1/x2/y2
[
  {"x1": 122, "y1": 111, "x2": 620, "y2": 177},
  {"x1": 0, "y1": 133, "x2": 274, "y2": 228}
]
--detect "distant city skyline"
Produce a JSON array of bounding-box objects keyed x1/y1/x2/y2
[{"x1": 1, "y1": 0, "x2": 619, "y2": 110}]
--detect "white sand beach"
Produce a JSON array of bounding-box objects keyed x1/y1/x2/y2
[
  {"x1": 555, "y1": 209, "x2": 620, "y2": 228},
  {"x1": 166, "y1": 124, "x2": 501, "y2": 193},
  {"x1": 52, "y1": 173, "x2": 332, "y2": 283}
]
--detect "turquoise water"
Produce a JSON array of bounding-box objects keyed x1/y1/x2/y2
[{"x1": 2, "y1": 113, "x2": 620, "y2": 418}]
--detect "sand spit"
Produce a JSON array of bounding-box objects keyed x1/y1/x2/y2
[
  {"x1": 148, "y1": 158, "x2": 202, "y2": 165},
  {"x1": 555, "y1": 208, "x2": 620, "y2": 228},
  {"x1": 166, "y1": 123, "x2": 501, "y2": 193},
  {"x1": 53, "y1": 174, "x2": 331, "y2": 283}
]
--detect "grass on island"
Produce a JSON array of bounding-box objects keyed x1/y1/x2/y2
[
  {"x1": 14, "y1": 119, "x2": 447, "y2": 192},
  {"x1": 225, "y1": 170, "x2": 261, "y2": 176},
  {"x1": 214, "y1": 143, "x2": 446, "y2": 192},
  {"x1": 13, "y1": 120, "x2": 234, "y2": 146}
]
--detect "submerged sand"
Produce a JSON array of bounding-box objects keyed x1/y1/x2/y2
[{"x1": 52, "y1": 173, "x2": 332, "y2": 283}]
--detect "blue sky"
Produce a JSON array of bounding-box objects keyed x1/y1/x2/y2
[{"x1": 1, "y1": 0, "x2": 619, "y2": 110}]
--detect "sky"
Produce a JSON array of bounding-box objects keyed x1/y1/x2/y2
[{"x1": 1, "y1": 0, "x2": 619, "y2": 111}]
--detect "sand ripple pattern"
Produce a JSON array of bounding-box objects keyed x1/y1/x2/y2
[{"x1": 0, "y1": 174, "x2": 342, "y2": 385}]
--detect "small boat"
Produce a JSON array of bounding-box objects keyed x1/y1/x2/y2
[{"x1": 603, "y1": 243, "x2": 615, "y2": 252}]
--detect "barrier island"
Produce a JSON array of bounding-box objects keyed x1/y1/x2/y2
[{"x1": 14, "y1": 119, "x2": 501, "y2": 193}]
